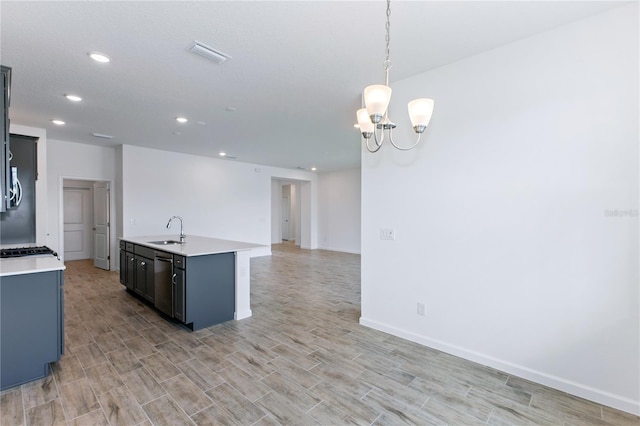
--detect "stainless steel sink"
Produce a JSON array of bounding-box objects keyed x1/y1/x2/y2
[{"x1": 147, "y1": 240, "x2": 184, "y2": 245}]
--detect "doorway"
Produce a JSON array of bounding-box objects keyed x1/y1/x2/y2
[
  {"x1": 62, "y1": 179, "x2": 111, "y2": 270},
  {"x1": 271, "y1": 178, "x2": 313, "y2": 248},
  {"x1": 281, "y1": 185, "x2": 292, "y2": 241}
]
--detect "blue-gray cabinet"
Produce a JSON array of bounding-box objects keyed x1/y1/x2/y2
[
  {"x1": 119, "y1": 241, "x2": 235, "y2": 331},
  {"x1": 1, "y1": 65, "x2": 10, "y2": 213},
  {"x1": 0, "y1": 270, "x2": 64, "y2": 390}
]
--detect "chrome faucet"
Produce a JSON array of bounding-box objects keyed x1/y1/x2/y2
[{"x1": 166, "y1": 216, "x2": 186, "y2": 243}]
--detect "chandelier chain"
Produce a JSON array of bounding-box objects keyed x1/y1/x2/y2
[{"x1": 384, "y1": 0, "x2": 392, "y2": 87}]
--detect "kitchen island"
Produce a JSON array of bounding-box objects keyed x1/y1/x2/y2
[
  {"x1": 0, "y1": 255, "x2": 65, "y2": 390},
  {"x1": 119, "y1": 235, "x2": 264, "y2": 330}
]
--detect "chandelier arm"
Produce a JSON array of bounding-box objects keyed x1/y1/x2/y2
[
  {"x1": 365, "y1": 137, "x2": 384, "y2": 153},
  {"x1": 373, "y1": 125, "x2": 385, "y2": 147},
  {"x1": 388, "y1": 131, "x2": 422, "y2": 151}
]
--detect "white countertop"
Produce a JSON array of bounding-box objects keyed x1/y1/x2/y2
[
  {"x1": 0, "y1": 256, "x2": 66, "y2": 277},
  {"x1": 121, "y1": 235, "x2": 265, "y2": 257}
]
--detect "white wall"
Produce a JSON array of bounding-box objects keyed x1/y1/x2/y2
[
  {"x1": 361, "y1": 4, "x2": 639, "y2": 415},
  {"x1": 270, "y1": 180, "x2": 281, "y2": 244},
  {"x1": 46, "y1": 139, "x2": 117, "y2": 267},
  {"x1": 318, "y1": 168, "x2": 361, "y2": 254},
  {"x1": 120, "y1": 145, "x2": 318, "y2": 254}
]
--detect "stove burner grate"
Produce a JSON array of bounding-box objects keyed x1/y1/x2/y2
[{"x1": 0, "y1": 246, "x2": 57, "y2": 259}]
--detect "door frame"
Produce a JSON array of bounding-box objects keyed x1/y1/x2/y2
[{"x1": 58, "y1": 176, "x2": 115, "y2": 270}]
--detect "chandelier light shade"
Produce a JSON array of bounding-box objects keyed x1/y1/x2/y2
[
  {"x1": 408, "y1": 98, "x2": 435, "y2": 133},
  {"x1": 357, "y1": 108, "x2": 375, "y2": 138},
  {"x1": 364, "y1": 85, "x2": 392, "y2": 124},
  {"x1": 357, "y1": 0, "x2": 434, "y2": 153}
]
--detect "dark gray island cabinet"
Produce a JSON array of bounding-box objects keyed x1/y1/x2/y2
[
  {"x1": 0, "y1": 258, "x2": 65, "y2": 390},
  {"x1": 119, "y1": 236, "x2": 254, "y2": 331}
]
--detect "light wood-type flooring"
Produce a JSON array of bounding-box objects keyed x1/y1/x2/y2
[{"x1": 1, "y1": 242, "x2": 638, "y2": 425}]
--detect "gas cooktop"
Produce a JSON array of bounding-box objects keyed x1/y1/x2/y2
[{"x1": 0, "y1": 246, "x2": 58, "y2": 259}]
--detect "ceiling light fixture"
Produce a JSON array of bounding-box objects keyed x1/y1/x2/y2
[
  {"x1": 356, "y1": 0, "x2": 434, "y2": 153},
  {"x1": 176, "y1": 117, "x2": 188, "y2": 123},
  {"x1": 218, "y1": 152, "x2": 227, "y2": 157},
  {"x1": 88, "y1": 51, "x2": 111, "y2": 63},
  {"x1": 189, "y1": 41, "x2": 231, "y2": 65},
  {"x1": 65, "y1": 94, "x2": 82, "y2": 102},
  {"x1": 51, "y1": 119, "x2": 65, "y2": 125}
]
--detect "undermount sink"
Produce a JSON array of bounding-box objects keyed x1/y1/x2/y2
[{"x1": 148, "y1": 240, "x2": 184, "y2": 245}]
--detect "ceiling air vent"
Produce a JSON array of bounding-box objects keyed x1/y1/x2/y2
[
  {"x1": 189, "y1": 41, "x2": 231, "y2": 64},
  {"x1": 91, "y1": 133, "x2": 113, "y2": 139}
]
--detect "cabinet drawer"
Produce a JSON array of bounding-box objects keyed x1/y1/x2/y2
[
  {"x1": 134, "y1": 245, "x2": 155, "y2": 259},
  {"x1": 119, "y1": 240, "x2": 126, "y2": 250},
  {"x1": 174, "y1": 255, "x2": 186, "y2": 269},
  {"x1": 125, "y1": 242, "x2": 134, "y2": 252}
]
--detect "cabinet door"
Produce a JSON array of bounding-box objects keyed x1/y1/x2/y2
[
  {"x1": 126, "y1": 254, "x2": 135, "y2": 291},
  {"x1": 119, "y1": 250, "x2": 127, "y2": 285},
  {"x1": 133, "y1": 256, "x2": 146, "y2": 297},
  {"x1": 1, "y1": 66, "x2": 9, "y2": 213},
  {"x1": 173, "y1": 268, "x2": 186, "y2": 323},
  {"x1": 144, "y1": 257, "x2": 155, "y2": 302},
  {"x1": 135, "y1": 256, "x2": 154, "y2": 303}
]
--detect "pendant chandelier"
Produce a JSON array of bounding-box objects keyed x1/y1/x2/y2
[{"x1": 356, "y1": 0, "x2": 435, "y2": 153}]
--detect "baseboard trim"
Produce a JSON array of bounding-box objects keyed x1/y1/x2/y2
[
  {"x1": 235, "y1": 309, "x2": 252, "y2": 320},
  {"x1": 359, "y1": 316, "x2": 640, "y2": 416},
  {"x1": 317, "y1": 245, "x2": 361, "y2": 255}
]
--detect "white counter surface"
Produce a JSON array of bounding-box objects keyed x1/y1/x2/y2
[
  {"x1": 0, "y1": 256, "x2": 66, "y2": 277},
  {"x1": 121, "y1": 235, "x2": 265, "y2": 257}
]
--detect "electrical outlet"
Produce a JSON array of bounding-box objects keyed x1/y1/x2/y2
[
  {"x1": 417, "y1": 302, "x2": 425, "y2": 316},
  {"x1": 380, "y1": 228, "x2": 396, "y2": 240}
]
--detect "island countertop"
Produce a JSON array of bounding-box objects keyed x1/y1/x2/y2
[
  {"x1": 0, "y1": 256, "x2": 66, "y2": 277},
  {"x1": 120, "y1": 235, "x2": 265, "y2": 257}
]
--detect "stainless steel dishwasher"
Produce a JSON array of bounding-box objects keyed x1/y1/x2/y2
[{"x1": 154, "y1": 252, "x2": 173, "y2": 317}]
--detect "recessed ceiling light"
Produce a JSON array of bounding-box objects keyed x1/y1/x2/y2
[
  {"x1": 65, "y1": 94, "x2": 83, "y2": 102},
  {"x1": 218, "y1": 152, "x2": 227, "y2": 157},
  {"x1": 311, "y1": 167, "x2": 317, "y2": 171},
  {"x1": 176, "y1": 117, "x2": 188, "y2": 123},
  {"x1": 51, "y1": 119, "x2": 65, "y2": 125},
  {"x1": 353, "y1": 124, "x2": 360, "y2": 129},
  {"x1": 88, "y1": 51, "x2": 111, "y2": 63}
]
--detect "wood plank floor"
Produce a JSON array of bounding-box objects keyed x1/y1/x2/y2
[{"x1": 1, "y1": 242, "x2": 638, "y2": 425}]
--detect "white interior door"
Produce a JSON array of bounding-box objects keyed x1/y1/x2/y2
[
  {"x1": 93, "y1": 181, "x2": 110, "y2": 270},
  {"x1": 63, "y1": 187, "x2": 92, "y2": 260},
  {"x1": 281, "y1": 195, "x2": 290, "y2": 241}
]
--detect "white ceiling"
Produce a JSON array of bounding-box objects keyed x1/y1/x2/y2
[{"x1": 0, "y1": 1, "x2": 627, "y2": 171}]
